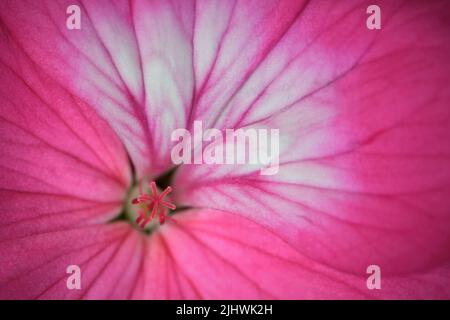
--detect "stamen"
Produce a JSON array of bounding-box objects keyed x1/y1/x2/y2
[{"x1": 131, "y1": 179, "x2": 176, "y2": 229}]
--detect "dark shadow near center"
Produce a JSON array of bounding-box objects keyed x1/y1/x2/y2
[{"x1": 154, "y1": 165, "x2": 178, "y2": 189}]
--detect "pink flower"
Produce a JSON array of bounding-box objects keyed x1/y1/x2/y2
[{"x1": 1, "y1": 0, "x2": 450, "y2": 299}]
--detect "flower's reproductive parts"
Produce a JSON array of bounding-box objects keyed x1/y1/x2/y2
[{"x1": 131, "y1": 180, "x2": 176, "y2": 228}]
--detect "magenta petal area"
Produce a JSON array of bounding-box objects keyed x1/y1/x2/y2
[
  {"x1": 1, "y1": 210, "x2": 449, "y2": 299},
  {"x1": 130, "y1": 209, "x2": 450, "y2": 299},
  {"x1": 0, "y1": 29, "x2": 131, "y2": 240},
  {"x1": 0, "y1": 223, "x2": 140, "y2": 299}
]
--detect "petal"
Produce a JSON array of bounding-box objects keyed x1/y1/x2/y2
[
  {"x1": 0, "y1": 28, "x2": 130, "y2": 240},
  {"x1": 0, "y1": 0, "x2": 196, "y2": 176},
  {"x1": 0, "y1": 223, "x2": 141, "y2": 299},
  {"x1": 3, "y1": 210, "x2": 449, "y2": 299},
  {"x1": 133, "y1": 209, "x2": 450, "y2": 299},
  {"x1": 174, "y1": 0, "x2": 450, "y2": 277},
  {"x1": 189, "y1": 0, "x2": 309, "y2": 127}
]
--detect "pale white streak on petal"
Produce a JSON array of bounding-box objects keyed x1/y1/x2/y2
[
  {"x1": 175, "y1": 0, "x2": 378, "y2": 242},
  {"x1": 132, "y1": 0, "x2": 195, "y2": 173}
]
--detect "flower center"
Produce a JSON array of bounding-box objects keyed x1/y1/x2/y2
[{"x1": 125, "y1": 179, "x2": 176, "y2": 231}]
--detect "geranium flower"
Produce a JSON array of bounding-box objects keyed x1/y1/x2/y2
[{"x1": 1, "y1": 0, "x2": 449, "y2": 299}]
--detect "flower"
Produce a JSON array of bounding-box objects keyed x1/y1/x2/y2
[{"x1": 0, "y1": 0, "x2": 450, "y2": 299}]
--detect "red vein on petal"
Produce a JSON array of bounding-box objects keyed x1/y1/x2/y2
[
  {"x1": 78, "y1": 228, "x2": 133, "y2": 299},
  {"x1": 158, "y1": 233, "x2": 203, "y2": 299}
]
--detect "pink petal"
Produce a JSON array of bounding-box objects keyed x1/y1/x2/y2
[
  {"x1": 0, "y1": 223, "x2": 141, "y2": 299},
  {"x1": 0, "y1": 29, "x2": 130, "y2": 240},
  {"x1": 2, "y1": 209, "x2": 449, "y2": 299},
  {"x1": 132, "y1": 209, "x2": 450, "y2": 299},
  {"x1": 174, "y1": 0, "x2": 450, "y2": 278},
  {"x1": 0, "y1": 0, "x2": 196, "y2": 176}
]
